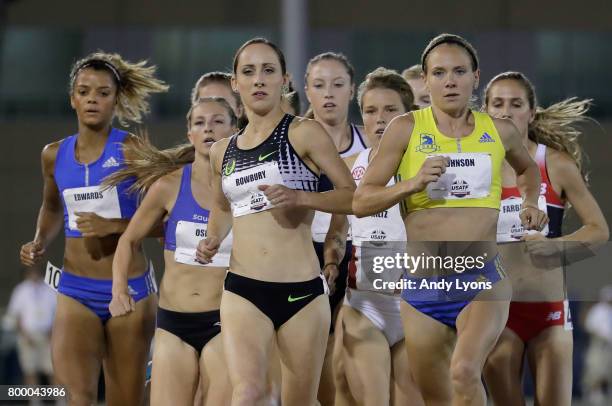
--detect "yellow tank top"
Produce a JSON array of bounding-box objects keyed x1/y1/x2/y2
[{"x1": 396, "y1": 107, "x2": 505, "y2": 213}]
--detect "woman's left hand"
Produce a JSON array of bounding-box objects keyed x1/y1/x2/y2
[
  {"x1": 258, "y1": 184, "x2": 303, "y2": 208},
  {"x1": 75, "y1": 212, "x2": 117, "y2": 237}
]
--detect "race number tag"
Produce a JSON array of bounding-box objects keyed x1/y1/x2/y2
[
  {"x1": 44, "y1": 262, "x2": 62, "y2": 291},
  {"x1": 223, "y1": 162, "x2": 284, "y2": 217},
  {"x1": 63, "y1": 185, "x2": 122, "y2": 230},
  {"x1": 497, "y1": 195, "x2": 549, "y2": 242},
  {"x1": 175, "y1": 221, "x2": 207, "y2": 266},
  {"x1": 426, "y1": 153, "x2": 492, "y2": 200}
]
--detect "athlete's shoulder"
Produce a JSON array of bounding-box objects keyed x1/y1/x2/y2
[
  {"x1": 386, "y1": 112, "x2": 415, "y2": 138},
  {"x1": 288, "y1": 117, "x2": 329, "y2": 153},
  {"x1": 42, "y1": 140, "x2": 62, "y2": 157},
  {"x1": 149, "y1": 168, "x2": 182, "y2": 200},
  {"x1": 289, "y1": 116, "x2": 325, "y2": 134},
  {"x1": 41, "y1": 140, "x2": 63, "y2": 167},
  {"x1": 210, "y1": 137, "x2": 231, "y2": 157},
  {"x1": 546, "y1": 146, "x2": 580, "y2": 177},
  {"x1": 546, "y1": 146, "x2": 575, "y2": 166},
  {"x1": 210, "y1": 137, "x2": 232, "y2": 171},
  {"x1": 491, "y1": 117, "x2": 521, "y2": 149}
]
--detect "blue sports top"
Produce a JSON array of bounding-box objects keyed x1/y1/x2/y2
[
  {"x1": 164, "y1": 164, "x2": 232, "y2": 267},
  {"x1": 54, "y1": 128, "x2": 137, "y2": 238}
]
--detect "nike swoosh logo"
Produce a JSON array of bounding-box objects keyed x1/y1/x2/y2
[
  {"x1": 213, "y1": 322, "x2": 221, "y2": 327},
  {"x1": 287, "y1": 293, "x2": 313, "y2": 303},
  {"x1": 258, "y1": 151, "x2": 276, "y2": 161}
]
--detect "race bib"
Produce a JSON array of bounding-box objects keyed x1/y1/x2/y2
[
  {"x1": 426, "y1": 153, "x2": 492, "y2": 200},
  {"x1": 44, "y1": 262, "x2": 62, "y2": 291},
  {"x1": 223, "y1": 162, "x2": 284, "y2": 217},
  {"x1": 63, "y1": 185, "x2": 121, "y2": 230},
  {"x1": 497, "y1": 195, "x2": 549, "y2": 242},
  {"x1": 175, "y1": 221, "x2": 207, "y2": 266}
]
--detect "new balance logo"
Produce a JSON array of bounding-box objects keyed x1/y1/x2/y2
[
  {"x1": 102, "y1": 157, "x2": 120, "y2": 168},
  {"x1": 547, "y1": 311, "x2": 562, "y2": 321},
  {"x1": 478, "y1": 133, "x2": 495, "y2": 143}
]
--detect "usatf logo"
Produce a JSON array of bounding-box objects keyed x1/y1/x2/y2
[
  {"x1": 370, "y1": 229, "x2": 387, "y2": 241},
  {"x1": 224, "y1": 159, "x2": 236, "y2": 176},
  {"x1": 416, "y1": 133, "x2": 440, "y2": 153},
  {"x1": 450, "y1": 179, "x2": 470, "y2": 197},
  {"x1": 250, "y1": 193, "x2": 266, "y2": 211},
  {"x1": 352, "y1": 166, "x2": 366, "y2": 181},
  {"x1": 479, "y1": 132, "x2": 495, "y2": 143},
  {"x1": 370, "y1": 229, "x2": 387, "y2": 247}
]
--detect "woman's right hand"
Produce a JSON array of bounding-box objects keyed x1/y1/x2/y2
[
  {"x1": 19, "y1": 241, "x2": 45, "y2": 267},
  {"x1": 196, "y1": 236, "x2": 220, "y2": 264},
  {"x1": 410, "y1": 156, "x2": 449, "y2": 193},
  {"x1": 109, "y1": 291, "x2": 136, "y2": 317}
]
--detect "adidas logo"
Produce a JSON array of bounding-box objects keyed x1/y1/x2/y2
[
  {"x1": 102, "y1": 156, "x2": 120, "y2": 168},
  {"x1": 479, "y1": 133, "x2": 495, "y2": 143}
]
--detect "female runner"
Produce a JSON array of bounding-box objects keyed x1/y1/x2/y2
[
  {"x1": 482, "y1": 71, "x2": 609, "y2": 406},
  {"x1": 304, "y1": 52, "x2": 367, "y2": 404},
  {"x1": 19, "y1": 52, "x2": 167, "y2": 405},
  {"x1": 327, "y1": 67, "x2": 423, "y2": 405},
  {"x1": 402, "y1": 64, "x2": 431, "y2": 109},
  {"x1": 108, "y1": 97, "x2": 237, "y2": 405},
  {"x1": 352, "y1": 34, "x2": 548, "y2": 405},
  {"x1": 191, "y1": 71, "x2": 244, "y2": 121},
  {"x1": 196, "y1": 38, "x2": 355, "y2": 406}
]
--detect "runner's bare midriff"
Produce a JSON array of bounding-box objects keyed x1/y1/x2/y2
[
  {"x1": 64, "y1": 237, "x2": 147, "y2": 279},
  {"x1": 229, "y1": 207, "x2": 320, "y2": 282},
  {"x1": 159, "y1": 250, "x2": 225, "y2": 312},
  {"x1": 403, "y1": 208, "x2": 499, "y2": 277},
  {"x1": 405, "y1": 207, "x2": 498, "y2": 242},
  {"x1": 498, "y1": 243, "x2": 565, "y2": 301}
]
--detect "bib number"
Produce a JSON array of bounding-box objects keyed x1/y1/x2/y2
[
  {"x1": 426, "y1": 153, "x2": 492, "y2": 200},
  {"x1": 224, "y1": 162, "x2": 284, "y2": 217},
  {"x1": 44, "y1": 262, "x2": 62, "y2": 291},
  {"x1": 175, "y1": 221, "x2": 207, "y2": 266},
  {"x1": 497, "y1": 195, "x2": 548, "y2": 242},
  {"x1": 63, "y1": 185, "x2": 122, "y2": 230}
]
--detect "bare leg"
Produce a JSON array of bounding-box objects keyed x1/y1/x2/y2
[
  {"x1": 104, "y1": 294, "x2": 157, "y2": 406},
  {"x1": 483, "y1": 328, "x2": 526, "y2": 406},
  {"x1": 276, "y1": 295, "x2": 331, "y2": 406},
  {"x1": 200, "y1": 333, "x2": 232, "y2": 406},
  {"x1": 52, "y1": 294, "x2": 104, "y2": 406},
  {"x1": 526, "y1": 326, "x2": 573, "y2": 406}
]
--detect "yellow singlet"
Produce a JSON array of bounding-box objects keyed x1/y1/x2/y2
[{"x1": 396, "y1": 107, "x2": 505, "y2": 214}]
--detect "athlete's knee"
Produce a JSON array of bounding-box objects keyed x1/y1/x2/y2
[
  {"x1": 66, "y1": 387, "x2": 98, "y2": 406},
  {"x1": 233, "y1": 380, "x2": 267, "y2": 404},
  {"x1": 53, "y1": 371, "x2": 97, "y2": 405},
  {"x1": 450, "y1": 358, "x2": 481, "y2": 393},
  {"x1": 483, "y1": 347, "x2": 508, "y2": 375}
]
